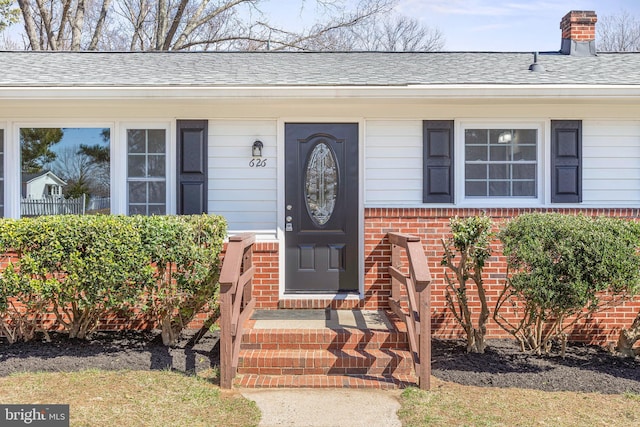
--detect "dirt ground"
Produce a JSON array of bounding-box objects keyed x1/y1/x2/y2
[{"x1": 1, "y1": 331, "x2": 638, "y2": 394}]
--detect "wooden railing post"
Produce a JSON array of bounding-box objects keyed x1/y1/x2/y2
[
  {"x1": 387, "y1": 232, "x2": 432, "y2": 390},
  {"x1": 417, "y1": 280, "x2": 431, "y2": 390},
  {"x1": 219, "y1": 281, "x2": 234, "y2": 389},
  {"x1": 219, "y1": 233, "x2": 256, "y2": 389}
]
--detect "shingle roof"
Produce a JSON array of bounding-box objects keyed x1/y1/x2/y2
[{"x1": 1, "y1": 50, "x2": 639, "y2": 87}]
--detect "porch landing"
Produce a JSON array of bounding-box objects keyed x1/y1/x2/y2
[
  {"x1": 234, "y1": 309, "x2": 417, "y2": 389},
  {"x1": 250, "y1": 309, "x2": 393, "y2": 330}
]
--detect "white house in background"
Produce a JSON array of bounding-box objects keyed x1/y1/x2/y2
[{"x1": 21, "y1": 170, "x2": 66, "y2": 199}]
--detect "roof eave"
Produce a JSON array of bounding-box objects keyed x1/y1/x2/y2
[{"x1": 1, "y1": 84, "x2": 640, "y2": 100}]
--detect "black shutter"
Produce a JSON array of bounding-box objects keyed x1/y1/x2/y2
[
  {"x1": 551, "y1": 120, "x2": 582, "y2": 203},
  {"x1": 177, "y1": 120, "x2": 208, "y2": 214},
  {"x1": 423, "y1": 120, "x2": 454, "y2": 203}
]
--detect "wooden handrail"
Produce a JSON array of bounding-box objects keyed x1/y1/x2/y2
[
  {"x1": 387, "y1": 232, "x2": 432, "y2": 390},
  {"x1": 219, "y1": 233, "x2": 256, "y2": 389}
]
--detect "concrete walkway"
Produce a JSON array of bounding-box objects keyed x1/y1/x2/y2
[{"x1": 241, "y1": 388, "x2": 403, "y2": 427}]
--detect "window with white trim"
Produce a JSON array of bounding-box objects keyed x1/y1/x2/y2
[
  {"x1": 18, "y1": 127, "x2": 111, "y2": 217},
  {"x1": 0, "y1": 129, "x2": 4, "y2": 217},
  {"x1": 464, "y1": 128, "x2": 538, "y2": 198},
  {"x1": 127, "y1": 129, "x2": 167, "y2": 215}
]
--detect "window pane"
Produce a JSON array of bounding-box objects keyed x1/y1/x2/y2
[
  {"x1": 148, "y1": 130, "x2": 166, "y2": 153},
  {"x1": 465, "y1": 129, "x2": 487, "y2": 144},
  {"x1": 513, "y1": 164, "x2": 536, "y2": 179},
  {"x1": 148, "y1": 181, "x2": 166, "y2": 204},
  {"x1": 129, "y1": 205, "x2": 147, "y2": 215},
  {"x1": 489, "y1": 146, "x2": 509, "y2": 161},
  {"x1": 466, "y1": 164, "x2": 486, "y2": 180},
  {"x1": 489, "y1": 181, "x2": 509, "y2": 196},
  {"x1": 0, "y1": 130, "x2": 3, "y2": 217},
  {"x1": 514, "y1": 146, "x2": 536, "y2": 161},
  {"x1": 128, "y1": 181, "x2": 147, "y2": 203},
  {"x1": 489, "y1": 164, "x2": 509, "y2": 179},
  {"x1": 148, "y1": 205, "x2": 166, "y2": 215},
  {"x1": 515, "y1": 129, "x2": 537, "y2": 144},
  {"x1": 20, "y1": 128, "x2": 111, "y2": 217},
  {"x1": 490, "y1": 129, "x2": 511, "y2": 144},
  {"x1": 147, "y1": 155, "x2": 166, "y2": 177},
  {"x1": 128, "y1": 155, "x2": 146, "y2": 177},
  {"x1": 465, "y1": 145, "x2": 487, "y2": 161},
  {"x1": 466, "y1": 181, "x2": 486, "y2": 197},
  {"x1": 513, "y1": 181, "x2": 536, "y2": 197},
  {"x1": 127, "y1": 130, "x2": 146, "y2": 153}
]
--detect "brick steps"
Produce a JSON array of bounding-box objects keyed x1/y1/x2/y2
[
  {"x1": 235, "y1": 374, "x2": 416, "y2": 389},
  {"x1": 241, "y1": 328, "x2": 409, "y2": 351},
  {"x1": 236, "y1": 311, "x2": 417, "y2": 389},
  {"x1": 238, "y1": 348, "x2": 414, "y2": 376}
]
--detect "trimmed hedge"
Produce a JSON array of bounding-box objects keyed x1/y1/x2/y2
[
  {"x1": 0, "y1": 214, "x2": 226, "y2": 344},
  {"x1": 497, "y1": 213, "x2": 640, "y2": 354}
]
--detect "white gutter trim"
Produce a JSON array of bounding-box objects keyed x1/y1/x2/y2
[{"x1": 1, "y1": 85, "x2": 640, "y2": 100}]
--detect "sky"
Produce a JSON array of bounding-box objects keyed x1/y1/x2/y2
[{"x1": 264, "y1": 0, "x2": 640, "y2": 52}]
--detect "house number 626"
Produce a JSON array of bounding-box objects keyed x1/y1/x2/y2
[{"x1": 249, "y1": 159, "x2": 267, "y2": 167}]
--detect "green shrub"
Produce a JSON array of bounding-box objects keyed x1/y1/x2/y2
[
  {"x1": 441, "y1": 215, "x2": 494, "y2": 353},
  {"x1": 497, "y1": 213, "x2": 640, "y2": 355},
  {"x1": 0, "y1": 215, "x2": 154, "y2": 339},
  {"x1": 0, "y1": 219, "x2": 51, "y2": 343},
  {"x1": 135, "y1": 214, "x2": 226, "y2": 346}
]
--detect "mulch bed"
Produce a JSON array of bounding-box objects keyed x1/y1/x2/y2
[{"x1": 1, "y1": 331, "x2": 638, "y2": 394}]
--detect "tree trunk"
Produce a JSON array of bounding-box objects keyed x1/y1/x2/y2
[
  {"x1": 70, "y1": 0, "x2": 86, "y2": 51},
  {"x1": 615, "y1": 312, "x2": 640, "y2": 357},
  {"x1": 17, "y1": 0, "x2": 42, "y2": 50},
  {"x1": 88, "y1": 0, "x2": 112, "y2": 50},
  {"x1": 160, "y1": 314, "x2": 177, "y2": 346}
]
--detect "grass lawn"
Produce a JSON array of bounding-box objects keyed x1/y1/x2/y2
[
  {"x1": 3, "y1": 371, "x2": 639, "y2": 426},
  {"x1": 399, "y1": 378, "x2": 640, "y2": 427},
  {"x1": 0, "y1": 370, "x2": 261, "y2": 427}
]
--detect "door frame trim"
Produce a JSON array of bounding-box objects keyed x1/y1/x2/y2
[{"x1": 277, "y1": 118, "x2": 365, "y2": 300}]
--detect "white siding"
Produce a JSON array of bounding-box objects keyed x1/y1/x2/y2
[
  {"x1": 364, "y1": 119, "x2": 640, "y2": 207},
  {"x1": 365, "y1": 120, "x2": 423, "y2": 205},
  {"x1": 582, "y1": 121, "x2": 640, "y2": 206},
  {"x1": 208, "y1": 120, "x2": 277, "y2": 233}
]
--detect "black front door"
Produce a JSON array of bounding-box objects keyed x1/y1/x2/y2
[{"x1": 285, "y1": 123, "x2": 359, "y2": 293}]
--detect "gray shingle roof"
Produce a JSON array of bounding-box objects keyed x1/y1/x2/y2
[{"x1": 1, "y1": 51, "x2": 639, "y2": 87}]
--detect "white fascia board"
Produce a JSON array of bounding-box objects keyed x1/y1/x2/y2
[{"x1": 1, "y1": 85, "x2": 640, "y2": 100}]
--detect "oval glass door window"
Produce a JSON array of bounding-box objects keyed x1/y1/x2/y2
[{"x1": 305, "y1": 142, "x2": 338, "y2": 226}]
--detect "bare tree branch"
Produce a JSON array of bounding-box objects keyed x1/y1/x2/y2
[
  {"x1": 12, "y1": 0, "x2": 423, "y2": 52},
  {"x1": 55, "y1": 0, "x2": 71, "y2": 46},
  {"x1": 34, "y1": 0, "x2": 57, "y2": 49},
  {"x1": 597, "y1": 10, "x2": 640, "y2": 52}
]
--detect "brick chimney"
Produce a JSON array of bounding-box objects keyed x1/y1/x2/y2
[{"x1": 560, "y1": 10, "x2": 597, "y2": 56}]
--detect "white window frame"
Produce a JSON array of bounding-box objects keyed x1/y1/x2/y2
[
  {"x1": 0, "y1": 126, "x2": 5, "y2": 217},
  {"x1": 456, "y1": 121, "x2": 545, "y2": 207},
  {"x1": 117, "y1": 122, "x2": 175, "y2": 215}
]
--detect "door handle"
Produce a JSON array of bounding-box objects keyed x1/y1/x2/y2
[{"x1": 285, "y1": 205, "x2": 293, "y2": 231}]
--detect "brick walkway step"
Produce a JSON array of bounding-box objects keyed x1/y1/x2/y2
[
  {"x1": 241, "y1": 328, "x2": 409, "y2": 351},
  {"x1": 238, "y1": 348, "x2": 414, "y2": 376},
  {"x1": 235, "y1": 374, "x2": 417, "y2": 389},
  {"x1": 235, "y1": 310, "x2": 416, "y2": 389}
]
